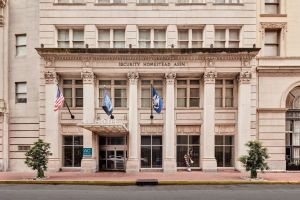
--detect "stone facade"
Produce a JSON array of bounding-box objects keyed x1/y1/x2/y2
[{"x1": 0, "y1": 0, "x2": 299, "y2": 172}]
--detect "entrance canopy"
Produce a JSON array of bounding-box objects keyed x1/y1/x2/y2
[{"x1": 78, "y1": 119, "x2": 128, "y2": 135}]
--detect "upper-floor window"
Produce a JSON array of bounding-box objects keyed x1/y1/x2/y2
[
  {"x1": 15, "y1": 82, "x2": 27, "y2": 103},
  {"x1": 214, "y1": 28, "x2": 240, "y2": 48},
  {"x1": 265, "y1": 0, "x2": 279, "y2": 14},
  {"x1": 98, "y1": 0, "x2": 125, "y2": 3},
  {"x1": 139, "y1": 0, "x2": 166, "y2": 3},
  {"x1": 141, "y1": 80, "x2": 163, "y2": 108},
  {"x1": 57, "y1": 29, "x2": 84, "y2": 48},
  {"x1": 176, "y1": 80, "x2": 200, "y2": 108},
  {"x1": 63, "y1": 79, "x2": 83, "y2": 108},
  {"x1": 178, "y1": 29, "x2": 203, "y2": 48},
  {"x1": 57, "y1": 0, "x2": 84, "y2": 3},
  {"x1": 16, "y1": 34, "x2": 26, "y2": 56},
  {"x1": 99, "y1": 80, "x2": 127, "y2": 108},
  {"x1": 138, "y1": 28, "x2": 166, "y2": 48},
  {"x1": 98, "y1": 29, "x2": 125, "y2": 48},
  {"x1": 215, "y1": 79, "x2": 234, "y2": 108},
  {"x1": 264, "y1": 29, "x2": 280, "y2": 56},
  {"x1": 215, "y1": 0, "x2": 240, "y2": 3}
]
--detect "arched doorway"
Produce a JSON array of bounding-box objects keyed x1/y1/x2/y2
[{"x1": 286, "y1": 86, "x2": 300, "y2": 170}]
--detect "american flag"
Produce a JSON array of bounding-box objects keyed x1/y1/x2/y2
[{"x1": 54, "y1": 86, "x2": 64, "y2": 112}]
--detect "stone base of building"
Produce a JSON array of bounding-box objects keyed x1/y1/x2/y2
[
  {"x1": 126, "y1": 158, "x2": 139, "y2": 173},
  {"x1": 47, "y1": 158, "x2": 61, "y2": 172},
  {"x1": 202, "y1": 158, "x2": 217, "y2": 172},
  {"x1": 163, "y1": 158, "x2": 177, "y2": 173},
  {"x1": 81, "y1": 157, "x2": 97, "y2": 173}
]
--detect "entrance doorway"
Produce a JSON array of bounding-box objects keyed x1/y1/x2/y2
[{"x1": 99, "y1": 136, "x2": 127, "y2": 171}]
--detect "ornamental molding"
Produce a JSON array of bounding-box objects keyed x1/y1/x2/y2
[
  {"x1": 0, "y1": 0, "x2": 7, "y2": 8},
  {"x1": 140, "y1": 125, "x2": 164, "y2": 135},
  {"x1": 238, "y1": 71, "x2": 252, "y2": 84},
  {"x1": 261, "y1": 22, "x2": 287, "y2": 40},
  {"x1": 215, "y1": 124, "x2": 235, "y2": 134},
  {"x1": 203, "y1": 71, "x2": 217, "y2": 84},
  {"x1": 165, "y1": 72, "x2": 176, "y2": 85},
  {"x1": 176, "y1": 125, "x2": 201, "y2": 134},
  {"x1": 38, "y1": 53, "x2": 256, "y2": 63},
  {"x1": 127, "y1": 72, "x2": 139, "y2": 85},
  {"x1": 81, "y1": 71, "x2": 95, "y2": 84},
  {"x1": 44, "y1": 71, "x2": 58, "y2": 84},
  {"x1": 44, "y1": 57, "x2": 56, "y2": 68}
]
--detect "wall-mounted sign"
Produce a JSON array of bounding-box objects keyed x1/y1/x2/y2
[{"x1": 83, "y1": 148, "x2": 92, "y2": 156}]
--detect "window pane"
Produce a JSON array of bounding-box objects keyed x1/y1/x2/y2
[
  {"x1": 58, "y1": 29, "x2": 69, "y2": 41},
  {"x1": 16, "y1": 46, "x2": 26, "y2": 56},
  {"x1": 76, "y1": 88, "x2": 83, "y2": 98},
  {"x1": 114, "y1": 80, "x2": 127, "y2": 85},
  {"x1": 192, "y1": 29, "x2": 202, "y2": 41},
  {"x1": 73, "y1": 30, "x2": 84, "y2": 41},
  {"x1": 152, "y1": 146, "x2": 162, "y2": 168},
  {"x1": 114, "y1": 89, "x2": 126, "y2": 98},
  {"x1": 16, "y1": 83, "x2": 27, "y2": 93},
  {"x1": 215, "y1": 135, "x2": 223, "y2": 145},
  {"x1": 215, "y1": 146, "x2": 224, "y2": 167},
  {"x1": 141, "y1": 146, "x2": 151, "y2": 168},
  {"x1": 177, "y1": 88, "x2": 187, "y2": 98},
  {"x1": 142, "y1": 88, "x2": 151, "y2": 98},
  {"x1": 224, "y1": 146, "x2": 234, "y2": 167},
  {"x1": 73, "y1": 146, "x2": 83, "y2": 167},
  {"x1": 64, "y1": 136, "x2": 73, "y2": 145},
  {"x1": 190, "y1": 98, "x2": 199, "y2": 107},
  {"x1": 177, "y1": 98, "x2": 186, "y2": 107},
  {"x1": 265, "y1": 31, "x2": 279, "y2": 44},
  {"x1": 113, "y1": 29, "x2": 125, "y2": 41},
  {"x1": 139, "y1": 29, "x2": 151, "y2": 40},
  {"x1": 215, "y1": 0, "x2": 225, "y2": 3},
  {"x1": 189, "y1": 135, "x2": 200, "y2": 145},
  {"x1": 178, "y1": 41, "x2": 188, "y2": 48},
  {"x1": 99, "y1": 80, "x2": 111, "y2": 86},
  {"x1": 229, "y1": 29, "x2": 239, "y2": 40},
  {"x1": 225, "y1": 136, "x2": 233, "y2": 145},
  {"x1": 265, "y1": 4, "x2": 279, "y2": 14},
  {"x1": 178, "y1": 30, "x2": 188, "y2": 41},
  {"x1": 177, "y1": 146, "x2": 188, "y2": 167},
  {"x1": 99, "y1": 29, "x2": 110, "y2": 40},
  {"x1": 190, "y1": 80, "x2": 200, "y2": 85},
  {"x1": 153, "y1": 80, "x2": 163, "y2": 85},
  {"x1": 191, "y1": 146, "x2": 200, "y2": 167},
  {"x1": 141, "y1": 80, "x2": 151, "y2": 85},
  {"x1": 16, "y1": 35, "x2": 26, "y2": 46},
  {"x1": 177, "y1": 135, "x2": 188, "y2": 144},
  {"x1": 154, "y1": 29, "x2": 166, "y2": 41},
  {"x1": 215, "y1": 88, "x2": 222, "y2": 107},
  {"x1": 215, "y1": 29, "x2": 225, "y2": 40},
  {"x1": 63, "y1": 146, "x2": 73, "y2": 167},
  {"x1": 264, "y1": 45, "x2": 278, "y2": 56},
  {"x1": 152, "y1": 136, "x2": 162, "y2": 145},
  {"x1": 190, "y1": 88, "x2": 199, "y2": 98},
  {"x1": 74, "y1": 136, "x2": 83, "y2": 145},
  {"x1": 63, "y1": 80, "x2": 72, "y2": 85},
  {"x1": 141, "y1": 136, "x2": 151, "y2": 145}
]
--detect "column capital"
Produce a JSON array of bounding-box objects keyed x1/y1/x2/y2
[
  {"x1": 165, "y1": 72, "x2": 176, "y2": 85},
  {"x1": 44, "y1": 71, "x2": 59, "y2": 84},
  {"x1": 0, "y1": 0, "x2": 7, "y2": 8},
  {"x1": 203, "y1": 71, "x2": 217, "y2": 84},
  {"x1": 238, "y1": 71, "x2": 251, "y2": 84},
  {"x1": 128, "y1": 72, "x2": 139, "y2": 85},
  {"x1": 81, "y1": 70, "x2": 95, "y2": 84}
]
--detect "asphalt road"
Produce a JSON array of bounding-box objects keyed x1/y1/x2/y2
[{"x1": 0, "y1": 184, "x2": 299, "y2": 200}]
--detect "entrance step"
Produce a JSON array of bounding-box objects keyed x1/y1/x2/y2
[{"x1": 136, "y1": 179, "x2": 158, "y2": 186}]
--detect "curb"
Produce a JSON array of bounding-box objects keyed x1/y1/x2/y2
[{"x1": 0, "y1": 180, "x2": 300, "y2": 185}]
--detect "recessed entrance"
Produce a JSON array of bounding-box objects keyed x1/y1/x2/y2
[{"x1": 99, "y1": 136, "x2": 127, "y2": 171}]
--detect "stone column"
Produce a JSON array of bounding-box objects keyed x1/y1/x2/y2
[
  {"x1": 236, "y1": 71, "x2": 252, "y2": 171},
  {"x1": 81, "y1": 70, "x2": 97, "y2": 172},
  {"x1": 44, "y1": 71, "x2": 61, "y2": 171},
  {"x1": 126, "y1": 72, "x2": 139, "y2": 173},
  {"x1": 202, "y1": 71, "x2": 217, "y2": 171},
  {"x1": 163, "y1": 72, "x2": 177, "y2": 172}
]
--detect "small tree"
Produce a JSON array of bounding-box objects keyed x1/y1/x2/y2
[
  {"x1": 25, "y1": 139, "x2": 50, "y2": 179},
  {"x1": 239, "y1": 140, "x2": 270, "y2": 179}
]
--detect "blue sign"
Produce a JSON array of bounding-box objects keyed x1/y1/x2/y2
[{"x1": 83, "y1": 148, "x2": 92, "y2": 156}]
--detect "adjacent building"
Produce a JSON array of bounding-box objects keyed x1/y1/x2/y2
[{"x1": 0, "y1": 0, "x2": 299, "y2": 172}]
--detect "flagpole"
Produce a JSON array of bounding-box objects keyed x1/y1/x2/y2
[
  {"x1": 57, "y1": 84, "x2": 75, "y2": 119},
  {"x1": 150, "y1": 84, "x2": 153, "y2": 120}
]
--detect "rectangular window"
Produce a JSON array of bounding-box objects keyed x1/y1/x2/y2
[
  {"x1": 99, "y1": 80, "x2": 127, "y2": 108},
  {"x1": 264, "y1": 30, "x2": 280, "y2": 56},
  {"x1": 177, "y1": 80, "x2": 200, "y2": 108},
  {"x1": 215, "y1": 79, "x2": 234, "y2": 108},
  {"x1": 98, "y1": 29, "x2": 110, "y2": 48},
  {"x1": 63, "y1": 135, "x2": 83, "y2": 167},
  {"x1": 154, "y1": 29, "x2": 166, "y2": 48},
  {"x1": 16, "y1": 82, "x2": 27, "y2": 103},
  {"x1": 178, "y1": 28, "x2": 203, "y2": 48},
  {"x1": 113, "y1": 29, "x2": 125, "y2": 48},
  {"x1": 176, "y1": 135, "x2": 200, "y2": 167},
  {"x1": 139, "y1": 29, "x2": 151, "y2": 48},
  {"x1": 214, "y1": 28, "x2": 240, "y2": 48},
  {"x1": 215, "y1": 135, "x2": 234, "y2": 167},
  {"x1": 63, "y1": 79, "x2": 83, "y2": 108},
  {"x1": 98, "y1": 29, "x2": 125, "y2": 48},
  {"x1": 141, "y1": 135, "x2": 163, "y2": 168},
  {"x1": 138, "y1": 28, "x2": 166, "y2": 48},
  {"x1": 57, "y1": 29, "x2": 84, "y2": 48},
  {"x1": 141, "y1": 80, "x2": 163, "y2": 108},
  {"x1": 16, "y1": 34, "x2": 26, "y2": 56},
  {"x1": 265, "y1": 0, "x2": 279, "y2": 14}
]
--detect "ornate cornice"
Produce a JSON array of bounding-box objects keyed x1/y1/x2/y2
[
  {"x1": 238, "y1": 71, "x2": 251, "y2": 84},
  {"x1": 81, "y1": 71, "x2": 95, "y2": 84},
  {"x1": 44, "y1": 71, "x2": 58, "y2": 84},
  {"x1": 165, "y1": 72, "x2": 176, "y2": 85},
  {"x1": 127, "y1": 72, "x2": 139, "y2": 85},
  {"x1": 0, "y1": 0, "x2": 7, "y2": 8},
  {"x1": 203, "y1": 71, "x2": 217, "y2": 84}
]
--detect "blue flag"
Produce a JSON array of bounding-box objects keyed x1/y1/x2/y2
[
  {"x1": 152, "y1": 87, "x2": 163, "y2": 113},
  {"x1": 102, "y1": 90, "x2": 113, "y2": 116}
]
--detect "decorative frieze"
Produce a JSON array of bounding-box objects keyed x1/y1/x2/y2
[
  {"x1": 203, "y1": 71, "x2": 217, "y2": 84},
  {"x1": 44, "y1": 71, "x2": 58, "y2": 84},
  {"x1": 127, "y1": 72, "x2": 139, "y2": 85},
  {"x1": 215, "y1": 124, "x2": 235, "y2": 134},
  {"x1": 81, "y1": 71, "x2": 95, "y2": 84},
  {"x1": 238, "y1": 71, "x2": 251, "y2": 84},
  {"x1": 176, "y1": 125, "x2": 201, "y2": 134},
  {"x1": 140, "y1": 125, "x2": 163, "y2": 135},
  {"x1": 0, "y1": 0, "x2": 7, "y2": 8},
  {"x1": 165, "y1": 72, "x2": 176, "y2": 85}
]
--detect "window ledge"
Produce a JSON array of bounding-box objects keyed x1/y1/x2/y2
[
  {"x1": 260, "y1": 14, "x2": 287, "y2": 17},
  {"x1": 53, "y1": 3, "x2": 86, "y2": 6},
  {"x1": 94, "y1": 3, "x2": 127, "y2": 6},
  {"x1": 175, "y1": 3, "x2": 206, "y2": 6},
  {"x1": 136, "y1": 3, "x2": 169, "y2": 6},
  {"x1": 213, "y1": 3, "x2": 244, "y2": 6}
]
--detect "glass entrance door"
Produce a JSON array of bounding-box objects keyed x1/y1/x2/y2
[
  {"x1": 99, "y1": 136, "x2": 127, "y2": 171},
  {"x1": 286, "y1": 115, "x2": 300, "y2": 170}
]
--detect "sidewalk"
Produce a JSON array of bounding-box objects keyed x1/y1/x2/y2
[{"x1": 1, "y1": 171, "x2": 300, "y2": 183}]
